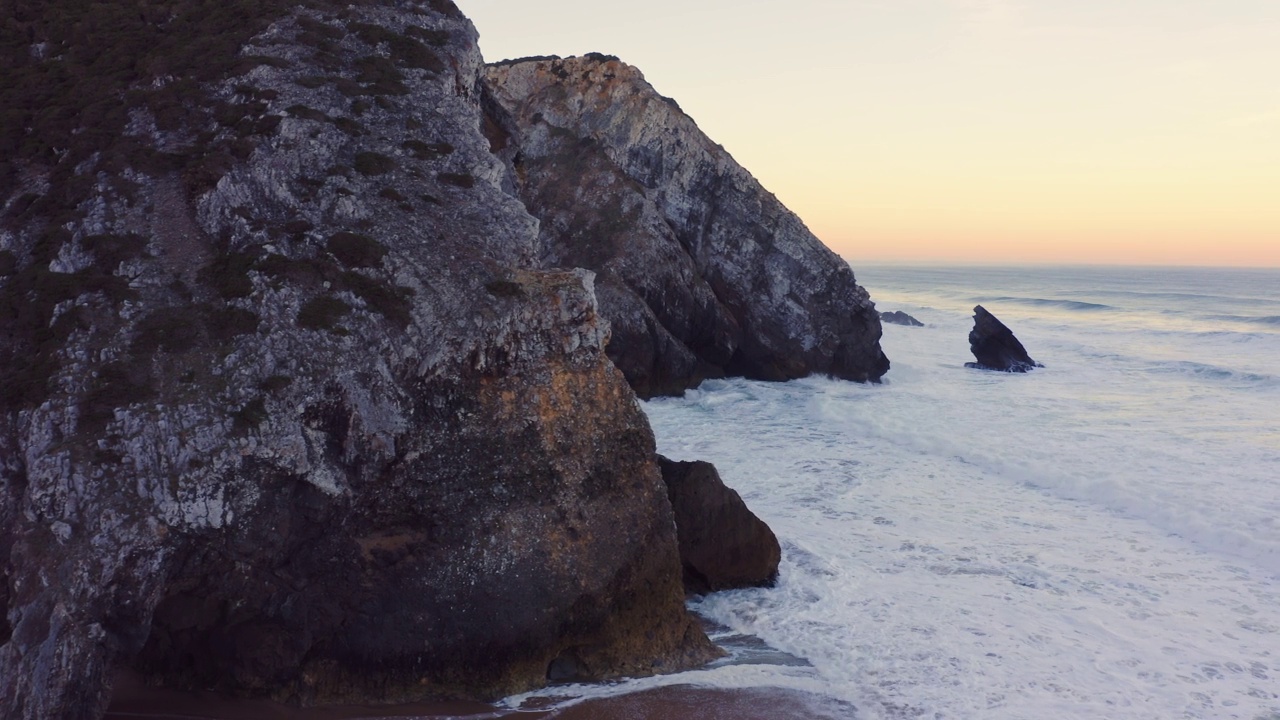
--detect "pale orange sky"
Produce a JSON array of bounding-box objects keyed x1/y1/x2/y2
[{"x1": 458, "y1": 1, "x2": 1280, "y2": 267}]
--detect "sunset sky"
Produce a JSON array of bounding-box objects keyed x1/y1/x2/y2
[{"x1": 456, "y1": 1, "x2": 1280, "y2": 267}]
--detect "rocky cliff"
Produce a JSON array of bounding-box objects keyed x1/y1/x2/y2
[
  {"x1": 482, "y1": 56, "x2": 889, "y2": 398},
  {"x1": 0, "y1": 3, "x2": 713, "y2": 717},
  {"x1": 1, "y1": 2, "x2": 885, "y2": 717}
]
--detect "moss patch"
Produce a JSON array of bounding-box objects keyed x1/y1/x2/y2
[
  {"x1": 199, "y1": 249, "x2": 257, "y2": 299},
  {"x1": 326, "y1": 232, "x2": 386, "y2": 268},
  {"x1": 354, "y1": 151, "x2": 397, "y2": 176},
  {"x1": 231, "y1": 396, "x2": 269, "y2": 433},
  {"x1": 297, "y1": 295, "x2": 351, "y2": 331},
  {"x1": 286, "y1": 104, "x2": 329, "y2": 122},
  {"x1": 79, "y1": 361, "x2": 156, "y2": 434},
  {"x1": 331, "y1": 116, "x2": 364, "y2": 136},
  {"x1": 259, "y1": 374, "x2": 293, "y2": 392},
  {"x1": 438, "y1": 172, "x2": 475, "y2": 189},
  {"x1": 340, "y1": 271, "x2": 414, "y2": 328}
]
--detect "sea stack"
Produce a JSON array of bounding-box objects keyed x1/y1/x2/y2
[
  {"x1": 965, "y1": 305, "x2": 1043, "y2": 372},
  {"x1": 881, "y1": 310, "x2": 924, "y2": 327}
]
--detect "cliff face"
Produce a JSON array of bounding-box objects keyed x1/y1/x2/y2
[
  {"x1": 0, "y1": 3, "x2": 712, "y2": 717},
  {"x1": 483, "y1": 56, "x2": 890, "y2": 398},
  {"x1": 1, "y1": 3, "x2": 890, "y2": 717}
]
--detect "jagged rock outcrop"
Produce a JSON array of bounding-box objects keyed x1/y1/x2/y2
[
  {"x1": 0, "y1": 3, "x2": 715, "y2": 718},
  {"x1": 880, "y1": 310, "x2": 923, "y2": 327},
  {"x1": 965, "y1": 305, "x2": 1043, "y2": 372},
  {"x1": 482, "y1": 56, "x2": 889, "y2": 398},
  {"x1": 657, "y1": 457, "x2": 781, "y2": 595}
]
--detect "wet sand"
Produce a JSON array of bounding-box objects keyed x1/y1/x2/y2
[
  {"x1": 106, "y1": 674, "x2": 855, "y2": 720},
  {"x1": 535, "y1": 686, "x2": 855, "y2": 719}
]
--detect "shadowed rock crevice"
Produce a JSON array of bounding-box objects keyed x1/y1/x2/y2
[
  {"x1": 658, "y1": 456, "x2": 781, "y2": 595},
  {"x1": 483, "y1": 55, "x2": 889, "y2": 398}
]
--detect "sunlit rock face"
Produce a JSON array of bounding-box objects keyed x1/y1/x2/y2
[
  {"x1": 483, "y1": 55, "x2": 890, "y2": 398},
  {"x1": 0, "y1": 4, "x2": 713, "y2": 718}
]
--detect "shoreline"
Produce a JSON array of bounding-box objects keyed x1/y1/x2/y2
[{"x1": 106, "y1": 673, "x2": 855, "y2": 720}]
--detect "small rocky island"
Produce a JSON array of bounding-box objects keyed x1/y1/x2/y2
[
  {"x1": 965, "y1": 305, "x2": 1043, "y2": 372},
  {"x1": 881, "y1": 310, "x2": 924, "y2": 327},
  {"x1": 0, "y1": 1, "x2": 887, "y2": 718}
]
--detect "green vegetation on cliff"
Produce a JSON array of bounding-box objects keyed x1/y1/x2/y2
[{"x1": 0, "y1": 0, "x2": 458, "y2": 413}]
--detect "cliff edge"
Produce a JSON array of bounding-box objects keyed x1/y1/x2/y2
[{"x1": 483, "y1": 55, "x2": 889, "y2": 398}]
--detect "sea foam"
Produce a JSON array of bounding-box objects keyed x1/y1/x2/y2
[
  {"x1": 512, "y1": 266, "x2": 1280, "y2": 719},
  {"x1": 641, "y1": 266, "x2": 1280, "y2": 719}
]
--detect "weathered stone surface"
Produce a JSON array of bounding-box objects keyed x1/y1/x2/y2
[
  {"x1": 880, "y1": 310, "x2": 924, "y2": 327},
  {"x1": 483, "y1": 56, "x2": 889, "y2": 398},
  {"x1": 965, "y1": 305, "x2": 1043, "y2": 372},
  {"x1": 657, "y1": 456, "x2": 781, "y2": 595},
  {"x1": 0, "y1": 5, "x2": 714, "y2": 718}
]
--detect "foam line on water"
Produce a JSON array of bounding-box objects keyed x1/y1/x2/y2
[{"x1": 643, "y1": 375, "x2": 1280, "y2": 719}]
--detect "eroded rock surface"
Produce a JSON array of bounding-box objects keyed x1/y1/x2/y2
[
  {"x1": 658, "y1": 456, "x2": 781, "y2": 595},
  {"x1": 0, "y1": 4, "x2": 713, "y2": 718},
  {"x1": 965, "y1": 305, "x2": 1043, "y2": 372},
  {"x1": 483, "y1": 56, "x2": 890, "y2": 398}
]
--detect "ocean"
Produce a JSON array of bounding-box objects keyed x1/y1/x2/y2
[{"x1": 506, "y1": 264, "x2": 1280, "y2": 719}]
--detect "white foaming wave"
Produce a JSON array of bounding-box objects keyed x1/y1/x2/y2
[
  {"x1": 499, "y1": 662, "x2": 834, "y2": 713},
  {"x1": 640, "y1": 266, "x2": 1280, "y2": 718},
  {"x1": 824, "y1": 397, "x2": 1280, "y2": 578},
  {"x1": 829, "y1": 317, "x2": 1280, "y2": 577},
  {"x1": 971, "y1": 295, "x2": 1117, "y2": 312},
  {"x1": 645, "y1": 374, "x2": 1280, "y2": 719}
]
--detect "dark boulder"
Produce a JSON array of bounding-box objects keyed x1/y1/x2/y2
[
  {"x1": 965, "y1": 305, "x2": 1043, "y2": 372},
  {"x1": 657, "y1": 456, "x2": 781, "y2": 595},
  {"x1": 880, "y1": 310, "x2": 924, "y2": 327}
]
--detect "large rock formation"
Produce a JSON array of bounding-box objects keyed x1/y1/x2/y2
[
  {"x1": 482, "y1": 56, "x2": 890, "y2": 398},
  {"x1": 0, "y1": 3, "x2": 715, "y2": 717},
  {"x1": 658, "y1": 457, "x2": 781, "y2": 595},
  {"x1": 1, "y1": 4, "x2": 888, "y2": 719},
  {"x1": 965, "y1": 305, "x2": 1043, "y2": 372}
]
